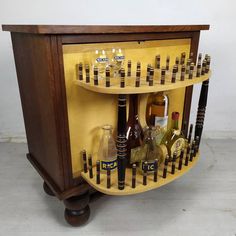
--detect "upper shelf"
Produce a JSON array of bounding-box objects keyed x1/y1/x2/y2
[{"x1": 74, "y1": 70, "x2": 211, "y2": 95}]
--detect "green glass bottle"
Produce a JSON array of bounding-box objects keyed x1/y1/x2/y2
[{"x1": 161, "y1": 112, "x2": 185, "y2": 157}]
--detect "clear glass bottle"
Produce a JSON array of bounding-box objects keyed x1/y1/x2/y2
[
  {"x1": 93, "y1": 49, "x2": 109, "y2": 79},
  {"x1": 139, "y1": 126, "x2": 160, "y2": 174},
  {"x1": 146, "y1": 92, "x2": 168, "y2": 144},
  {"x1": 108, "y1": 48, "x2": 125, "y2": 78},
  {"x1": 98, "y1": 125, "x2": 117, "y2": 171},
  {"x1": 161, "y1": 112, "x2": 185, "y2": 158}
]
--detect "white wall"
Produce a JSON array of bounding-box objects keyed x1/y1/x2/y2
[{"x1": 0, "y1": 0, "x2": 235, "y2": 142}]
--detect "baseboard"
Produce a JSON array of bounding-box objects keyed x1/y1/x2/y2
[{"x1": 0, "y1": 131, "x2": 236, "y2": 143}]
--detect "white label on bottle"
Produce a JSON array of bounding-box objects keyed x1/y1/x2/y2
[
  {"x1": 154, "y1": 116, "x2": 168, "y2": 128},
  {"x1": 170, "y1": 138, "x2": 185, "y2": 157}
]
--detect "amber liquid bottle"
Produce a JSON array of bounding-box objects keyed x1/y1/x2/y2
[
  {"x1": 161, "y1": 112, "x2": 185, "y2": 157},
  {"x1": 146, "y1": 92, "x2": 168, "y2": 144},
  {"x1": 126, "y1": 94, "x2": 144, "y2": 167}
]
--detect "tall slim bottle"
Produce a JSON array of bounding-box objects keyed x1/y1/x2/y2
[{"x1": 126, "y1": 94, "x2": 144, "y2": 167}]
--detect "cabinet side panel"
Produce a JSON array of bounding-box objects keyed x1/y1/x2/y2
[{"x1": 11, "y1": 33, "x2": 64, "y2": 191}]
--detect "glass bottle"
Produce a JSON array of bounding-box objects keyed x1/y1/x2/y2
[
  {"x1": 93, "y1": 49, "x2": 109, "y2": 79},
  {"x1": 98, "y1": 125, "x2": 117, "y2": 171},
  {"x1": 146, "y1": 92, "x2": 168, "y2": 144},
  {"x1": 126, "y1": 94, "x2": 144, "y2": 167},
  {"x1": 161, "y1": 112, "x2": 185, "y2": 158},
  {"x1": 139, "y1": 126, "x2": 160, "y2": 174},
  {"x1": 108, "y1": 48, "x2": 125, "y2": 78}
]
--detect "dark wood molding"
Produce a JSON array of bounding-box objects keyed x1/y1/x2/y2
[
  {"x1": 182, "y1": 31, "x2": 200, "y2": 137},
  {"x1": 2, "y1": 24, "x2": 210, "y2": 34},
  {"x1": 27, "y1": 153, "x2": 90, "y2": 200}
]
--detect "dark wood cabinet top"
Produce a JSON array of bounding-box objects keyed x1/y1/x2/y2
[{"x1": 2, "y1": 24, "x2": 209, "y2": 34}]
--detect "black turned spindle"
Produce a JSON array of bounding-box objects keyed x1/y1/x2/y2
[
  {"x1": 205, "y1": 56, "x2": 211, "y2": 73},
  {"x1": 127, "y1": 60, "x2": 131, "y2": 77},
  {"x1": 178, "y1": 148, "x2": 184, "y2": 170},
  {"x1": 181, "y1": 52, "x2": 186, "y2": 65},
  {"x1": 82, "y1": 150, "x2": 87, "y2": 173},
  {"x1": 194, "y1": 79, "x2": 209, "y2": 146},
  {"x1": 185, "y1": 146, "x2": 190, "y2": 166},
  {"x1": 107, "y1": 169, "x2": 111, "y2": 189},
  {"x1": 143, "y1": 161, "x2": 148, "y2": 186},
  {"x1": 161, "y1": 67, "x2": 166, "y2": 85},
  {"x1": 163, "y1": 156, "x2": 169, "y2": 178},
  {"x1": 136, "y1": 67, "x2": 141, "y2": 87},
  {"x1": 189, "y1": 141, "x2": 195, "y2": 162},
  {"x1": 120, "y1": 68, "x2": 125, "y2": 88},
  {"x1": 105, "y1": 67, "x2": 110, "y2": 87},
  {"x1": 78, "y1": 63, "x2": 83, "y2": 80},
  {"x1": 186, "y1": 59, "x2": 191, "y2": 74},
  {"x1": 85, "y1": 64, "x2": 90, "y2": 83},
  {"x1": 156, "y1": 55, "x2": 161, "y2": 69},
  {"x1": 181, "y1": 65, "x2": 185, "y2": 81},
  {"x1": 194, "y1": 136, "x2": 200, "y2": 155},
  {"x1": 166, "y1": 56, "x2": 170, "y2": 71},
  {"x1": 146, "y1": 64, "x2": 151, "y2": 82},
  {"x1": 196, "y1": 61, "x2": 201, "y2": 77},
  {"x1": 201, "y1": 59, "x2": 206, "y2": 75},
  {"x1": 188, "y1": 124, "x2": 193, "y2": 144},
  {"x1": 88, "y1": 154, "x2": 93, "y2": 178},
  {"x1": 189, "y1": 62, "x2": 194, "y2": 79},
  {"x1": 175, "y1": 57, "x2": 180, "y2": 72},
  {"x1": 171, "y1": 65, "x2": 177, "y2": 83},
  {"x1": 96, "y1": 161, "x2": 100, "y2": 184},
  {"x1": 149, "y1": 67, "x2": 154, "y2": 86},
  {"x1": 117, "y1": 94, "x2": 127, "y2": 190},
  {"x1": 154, "y1": 159, "x2": 158, "y2": 182},
  {"x1": 132, "y1": 164, "x2": 136, "y2": 188},
  {"x1": 93, "y1": 66, "x2": 98, "y2": 86},
  {"x1": 171, "y1": 152, "x2": 177, "y2": 174}
]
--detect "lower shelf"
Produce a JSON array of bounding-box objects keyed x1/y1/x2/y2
[{"x1": 81, "y1": 153, "x2": 199, "y2": 196}]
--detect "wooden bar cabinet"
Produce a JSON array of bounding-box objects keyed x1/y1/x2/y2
[{"x1": 2, "y1": 24, "x2": 210, "y2": 226}]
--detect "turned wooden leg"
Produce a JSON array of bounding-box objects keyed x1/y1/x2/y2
[
  {"x1": 43, "y1": 181, "x2": 55, "y2": 196},
  {"x1": 64, "y1": 190, "x2": 90, "y2": 226}
]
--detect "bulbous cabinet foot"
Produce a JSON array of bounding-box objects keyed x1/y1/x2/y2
[
  {"x1": 43, "y1": 182, "x2": 55, "y2": 196},
  {"x1": 63, "y1": 190, "x2": 90, "y2": 226}
]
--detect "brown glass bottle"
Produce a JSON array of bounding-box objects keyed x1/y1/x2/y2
[{"x1": 126, "y1": 94, "x2": 144, "y2": 167}]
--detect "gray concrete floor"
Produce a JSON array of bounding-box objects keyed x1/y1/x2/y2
[{"x1": 0, "y1": 140, "x2": 236, "y2": 236}]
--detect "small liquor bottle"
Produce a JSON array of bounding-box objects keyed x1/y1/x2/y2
[
  {"x1": 94, "y1": 66, "x2": 99, "y2": 85},
  {"x1": 180, "y1": 52, "x2": 186, "y2": 65},
  {"x1": 98, "y1": 125, "x2": 117, "y2": 172},
  {"x1": 149, "y1": 67, "x2": 154, "y2": 86},
  {"x1": 126, "y1": 94, "x2": 144, "y2": 166},
  {"x1": 180, "y1": 65, "x2": 185, "y2": 81},
  {"x1": 161, "y1": 112, "x2": 185, "y2": 157},
  {"x1": 146, "y1": 92, "x2": 168, "y2": 144},
  {"x1": 136, "y1": 66, "x2": 141, "y2": 87},
  {"x1": 127, "y1": 60, "x2": 132, "y2": 77},
  {"x1": 171, "y1": 65, "x2": 177, "y2": 83},
  {"x1": 186, "y1": 59, "x2": 191, "y2": 74},
  {"x1": 175, "y1": 57, "x2": 180, "y2": 72},
  {"x1": 120, "y1": 68, "x2": 125, "y2": 88},
  {"x1": 85, "y1": 64, "x2": 90, "y2": 83},
  {"x1": 105, "y1": 67, "x2": 110, "y2": 87}
]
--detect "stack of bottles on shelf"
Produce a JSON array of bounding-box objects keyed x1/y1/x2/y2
[
  {"x1": 80, "y1": 52, "x2": 211, "y2": 190},
  {"x1": 77, "y1": 52, "x2": 211, "y2": 88}
]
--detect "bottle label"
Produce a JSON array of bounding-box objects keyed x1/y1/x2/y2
[
  {"x1": 101, "y1": 159, "x2": 117, "y2": 171},
  {"x1": 154, "y1": 116, "x2": 168, "y2": 128},
  {"x1": 96, "y1": 57, "x2": 109, "y2": 63},
  {"x1": 141, "y1": 160, "x2": 156, "y2": 173},
  {"x1": 114, "y1": 55, "x2": 125, "y2": 62},
  {"x1": 170, "y1": 138, "x2": 185, "y2": 157}
]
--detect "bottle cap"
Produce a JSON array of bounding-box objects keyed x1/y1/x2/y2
[{"x1": 172, "y1": 112, "x2": 179, "y2": 120}]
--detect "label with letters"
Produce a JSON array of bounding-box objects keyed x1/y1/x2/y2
[{"x1": 101, "y1": 159, "x2": 117, "y2": 171}]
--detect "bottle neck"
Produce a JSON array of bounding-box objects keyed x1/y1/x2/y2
[
  {"x1": 172, "y1": 119, "x2": 179, "y2": 130},
  {"x1": 128, "y1": 94, "x2": 139, "y2": 121}
]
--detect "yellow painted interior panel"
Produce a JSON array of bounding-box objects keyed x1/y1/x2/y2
[{"x1": 63, "y1": 39, "x2": 191, "y2": 178}]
